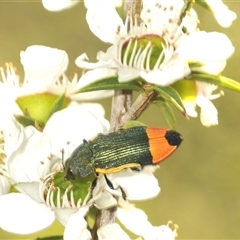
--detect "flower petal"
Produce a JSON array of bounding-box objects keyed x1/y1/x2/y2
[
  {"x1": 0, "y1": 174, "x2": 10, "y2": 196},
  {"x1": 85, "y1": 0, "x2": 124, "y2": 43},
  {"x1": 7, "y1": 126, "x2": 52, "y2": 182},
  {"x1": 107, "y1": 167, "x2": 160, "y2": 200},
  {"x1": 64, "y1": 207, "x2": 91, "y2": 240},
  {"x1": 55, "y1": 208, "x2": 78, "y2": 227},
  {"x1": 72, "y1": 68, "x2": 115, "y2": 101},
  {"x1": 197, "y1": 95, "x2": 218, "y2": 127},
  {"x1": 180, "y1": 31, "x2": 235, "y2": 61},
  {"x1": 140, "y1": 63, "x2": 190, "y2": 86},
  {"x1": 97, "y1": 223, "x2": 131, "y2": 240},
  {"x1": 191, "y1": 60, "x2": 227, "y2": 75},
  {"x1": 149, "y1": 225, "x2": 176, "y2": 240},
  {"x1": 75, "y1": 53, "x2": 116, "y2": 70},
  {"x1": 94, "y1": 189, "x2": 118, "y2": 210},
  {"x1": 42, "y1": 0, "x2": 78, "y2": 11},
  {"x1": 1, "y1": 116, "x2": 22, "y2": 157},
  {"x1": 118, "y1": 67, "x2": 140, "y2": 82},
  {"x1": 43, "y1": 103, "x2": 109, "y2": 156},
  {"x1": 76, "y1": 68, "x2": 117, "y2": 89},
  {"x1": 205, "y1": 0, "x2": 236, "y2": 28},
  {"x1": 15, "y1": 182, "x2": 41, "y2": 203},
  {"x1": 118, "y1": 200, "x2": 177, "y2": 239},
  {"x1": 0, "y1": 193, "x2": 55, "y2": 234},
  {"x1": 182, "y1": 101, "x2": 198, "y2": 118},
  {"x1": 117, "y1": 199, "x2": 153, "y2": 237},
  {"x1": 20, "y1": 45, "x2": 69, "y2": 91}
]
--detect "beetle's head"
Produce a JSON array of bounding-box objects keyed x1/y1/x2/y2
[{"x1": 64, "y1": 158, "x2": 76, "y2": 180}]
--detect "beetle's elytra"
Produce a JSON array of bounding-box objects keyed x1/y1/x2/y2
[{"x1": 65, "y1": 126, "x2": 182, "y2": 180}]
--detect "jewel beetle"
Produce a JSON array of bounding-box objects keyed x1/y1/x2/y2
[{"x1": 65, "y1": 125, "x2": 182, "y2": 181}]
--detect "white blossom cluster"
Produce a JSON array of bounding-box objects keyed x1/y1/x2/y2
[{"x1": 0, "y1": 0, "x2": 237, "y2": 239}]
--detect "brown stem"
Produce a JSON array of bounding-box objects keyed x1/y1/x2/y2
[
  {"x1": 121, "y1": 91, "x2": 156, "y2": 123},
  {"x1": 109, "y1": 90, "x2": 132, "y2": 132},
  {"x1": 92, "y1": 90, "x2": 155, "y2": 239},
  {"x1": 91, "y1": 90, "x2": 132, "y2": 240},
  {"x1": 92, "y1": 1, "x2": 145, "y2": 239}
]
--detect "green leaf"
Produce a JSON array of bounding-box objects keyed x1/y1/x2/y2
[
  {"x1": 14, "y1": 115, "x2": 38, "y2": 128},
  {"x1": 123, "y1": 120, "x2": 146, "y2": 129},
  {"x1": 155, "y1": 100, "x2": 176, "y2": 130},
  {"x1": 152, "y1": 85, "x2": 186, "y2": 115},
  {"x1": 46, "y1": 93, "x2": 67, "y2": 122},
  {"x1": 195, "y1": 0, "x2": 212, "y2": 12},
  {"x1": 191, "y1": 72, "x2": 240, "y2": 92},
  {"x1": 188, "y1": 61, "x2": 204, "y2": 68},
  {"x1": 76, "y1": 76, "x2": 145, "y2": 94}
]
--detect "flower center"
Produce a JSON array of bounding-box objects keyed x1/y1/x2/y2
[
  {"x1": 41, "y1": 167, "x2": 95, "y2": 208},
  {"x1": 120, "y1": 35, "x2": 166, "y2": 71}
]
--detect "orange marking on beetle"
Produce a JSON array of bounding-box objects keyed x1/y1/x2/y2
[{"x1": 146, "y1": 127, "x2": 178, "y2": 164}]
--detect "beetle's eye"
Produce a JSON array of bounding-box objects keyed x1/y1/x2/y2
[{"x1": 65, "y1": 168, "x2": 75, "y2": 180}]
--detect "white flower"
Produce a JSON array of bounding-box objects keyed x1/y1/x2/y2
[
  {"x1": 17, "y1": 45, "x2": 113, "y2": 99},
  {"x1": 64, "y1": 167, "x2": 161, "y2": 239},
  {"x1": 97, "y1": 200, "x2": 178, "y2": 240},
  {"x1": 0, "y1": 102, "x2": 110, "y2": 234},
  {"x1": 76, "y1": 0, "x2": 234, "y2": 88},
  {"x1": 178, "y1": 31, "x2": 234, "y2": 75},
  {"x1": 0, "y1": 46, "x2": 112, "y2": 104},
  {"x1": 76, "y1": 0, "x2": 192, "y2": 87},
  {"x1": 196, "y1": 82, "x2": 222, "y2": 127},
  {"x1": 205, "y1": 0, "x2": 237, "y2": 28},
  {"x1": 0, "y1": 100, "x2": 161, "y2": 236},
  {"x1": 183, "y1": 82, "x2": 222, "y2": 127}
]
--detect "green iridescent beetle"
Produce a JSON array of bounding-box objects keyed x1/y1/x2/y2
[{"x1": 65, "y1": 125, "x2": 182, "y2": 181}]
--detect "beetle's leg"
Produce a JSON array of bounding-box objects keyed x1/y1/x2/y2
[
  {"x1": 104, "y1": 174, "x2": 114, "y2": 189},
  {"x1": 104, "y1": 174, "x2": 127, "y2": 200},
  {"x1": 118, "y1": 186, "x2": 127, "y2": 200},
  {"x1": 90, "y1": 177, "x2": 98, "y2": 198}
]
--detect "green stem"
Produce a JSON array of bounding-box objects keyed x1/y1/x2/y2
[{"x1": 35, "y1": 236, "x2": 63, "y2": 240}]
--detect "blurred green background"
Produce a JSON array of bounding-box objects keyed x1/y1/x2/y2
[{"x1": 0, "y1": 1, "x2": 240, "y2": 239}]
